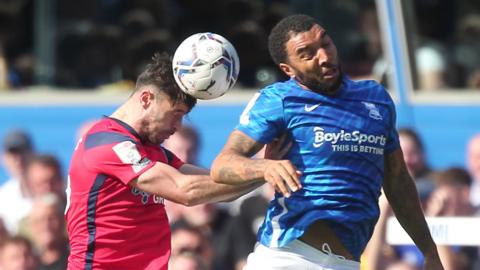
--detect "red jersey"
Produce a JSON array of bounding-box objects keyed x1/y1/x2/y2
[{"x1": 65, "y1": 117, "x2": 183, "y2": 270}]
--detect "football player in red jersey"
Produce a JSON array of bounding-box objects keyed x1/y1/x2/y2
[{"x1": 65, "y1": 53, "x2": 284, "y2": 270}]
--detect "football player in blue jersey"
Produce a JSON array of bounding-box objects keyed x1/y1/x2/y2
[{"x1": 211, "y1": 14, "x2": 444, "y2": 270}]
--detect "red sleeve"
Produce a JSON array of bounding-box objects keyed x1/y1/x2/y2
[
  {"x1": 161, "y1": 147, "x2": 184, "y2": 170},
  {"x1": 83, "y1": 140, "x2": 156, "y2": 185}
]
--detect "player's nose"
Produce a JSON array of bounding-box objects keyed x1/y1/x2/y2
[{"x1": 316, "y1": 49, "x2": 329, "y2": 66}]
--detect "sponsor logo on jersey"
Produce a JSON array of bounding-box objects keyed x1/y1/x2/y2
[
  {"x1": 313, "y1": 127, "x2": 386, "y2": 155},
  {"x1": 131, "y1": 187, "x2": 165, "y2": 205}
]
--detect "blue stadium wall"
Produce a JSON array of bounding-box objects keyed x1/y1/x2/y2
[{"x1": 0, "y1": 104, "x2": 479, "y2": 184}]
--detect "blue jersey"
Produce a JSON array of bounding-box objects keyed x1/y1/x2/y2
[{"x1": 236, "y1": 76, "x2": 400, "y2": 259}]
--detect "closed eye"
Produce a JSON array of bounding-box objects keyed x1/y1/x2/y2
[{"x1": 297, "y1": 47, "x2": 315, "y2": 60}]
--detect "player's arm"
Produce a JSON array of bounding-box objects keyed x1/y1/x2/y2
[
  {"x1": 211, "y1": 130, "x2": 301, "y2": 197},
  {"x1": 383, "y1": 148, "x2": 444, "y2": 270},
  {"x1": 131, "y1": 162, "x2": 262, "y2": 206},
  {"x1": 178, "y1": 163, "x2": 209, "y2": 175}
]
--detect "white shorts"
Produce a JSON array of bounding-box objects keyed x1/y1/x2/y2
[{"x1": 243, "y1": 240, "x2": 360, "y2": 270}]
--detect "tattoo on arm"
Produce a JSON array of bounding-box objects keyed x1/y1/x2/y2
[
  {"x1": 213, "y1": 131, "x2": 266, "y2": 184},
  {"x1": 229, "y1": 132, "x2": 264, "y2": 157}
]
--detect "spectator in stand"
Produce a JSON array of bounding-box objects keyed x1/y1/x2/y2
[
  {"x1": 169, "y1": 252, "x2": 208, "y2": 270},
  {"x1": 467, "y1": 134, "x2": 480, "y2": 208},
  {"x1": 0, "y1": 235, "x2": 38, "y2": 270},
  {"x1": 398, "y1": 128, "x2": 436, "y2": 206},
  {"x1": 175, "y1": 202, "x2": 233, "y2": 270},
  {"x1": 163, "y1": 125, "x2": 200, "y2": 165},
  {"x1": 25, "y1": 154, "x2": 66, "y2": 205},
  {"x1": 363, "y1": 167, "x2": 476, "y2": 270},
  {"x1": 426, "y1": 167, "x2": 476, "y2": 217},
  {"x1": 453, "y1": 15, "x2": 480, "y2": 88},
  {"x1": 21, "y1": 194, "x2": 68, "y2": 270},
  {"x1": 425, "y1": 167, "x2": 478, "y2": 270},
  {"x1": 0, "y1": 129, "x2": 34, "y2": 234},
  {"x1": 170, "y1": 222, "x2": 213, "y2": 269},
  {"x1": 224, "y1": 184, "x2": 275, "y2": 270}
]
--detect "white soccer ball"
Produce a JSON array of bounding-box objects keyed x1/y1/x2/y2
[{"x1": 172, "y1": 32, "x2": 240, "y2": 100}]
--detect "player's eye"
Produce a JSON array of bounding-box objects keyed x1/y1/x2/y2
[
  {"x1": 300, "y1": 54, "x2": 313, "y2": 60},
  {"x1": 299, "y1": 50, "x2": 315, "y2": 60}
]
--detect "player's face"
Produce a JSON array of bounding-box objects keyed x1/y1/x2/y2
[
  {"x1": 142, "y1": 94, "x2": 189, "y2": 145},
  {"x1": 0, "y1": 243, "x2": 37, "y2": 270},
  {"x1": 280, "y1": 24, "x2": 342, "y2": 94}
]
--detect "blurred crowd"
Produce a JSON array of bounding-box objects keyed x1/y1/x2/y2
[
  {"x1": 1, "y1": 123, "x2": 480, "y2": 270},
  {"x1": 0, "y1": 0, "x2": 479, "y2": 90}
]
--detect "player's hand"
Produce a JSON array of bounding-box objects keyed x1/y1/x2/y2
[
  {"x1": 425, "y1": 188, "x2": 451, "y2": 216},
  {"x1": 264, "y1": 133, "x2": 292, "y2": 160},
  {"x1": 264, "y1": 160, "x2": 302, "y2": 198}
]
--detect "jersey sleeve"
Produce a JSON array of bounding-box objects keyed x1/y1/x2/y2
[
  {"x1": 384, "y1": 90, "x2": 401, "y2": 154},
  {"x1": 161, "y1": 147, "x2": 184, "y2": 169},
  {"x1": 235, "y1": 90, "x2": 285, "y2": 144},
  {"x1": 83, "y1": 139, "x2": 155, "y2": 185}
]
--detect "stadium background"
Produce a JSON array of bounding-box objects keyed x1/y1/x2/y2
[{"x1": 0, "y1": 0, "x2": 479, "y2": 183}]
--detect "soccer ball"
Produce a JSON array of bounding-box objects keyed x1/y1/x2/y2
[{"x1": 172, "y1": 32, "x2": 240, "y2": 100}]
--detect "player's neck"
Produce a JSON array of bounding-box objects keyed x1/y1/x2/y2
[
  {"x1": 297, "y1": 81, "x2": 342, "y2": 96},
  {"x1": 110, "y1": 102, "x2": 142, "y2": 134}
]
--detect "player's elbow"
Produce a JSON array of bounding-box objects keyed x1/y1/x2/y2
[
  {"x1": 210, "y1": 157, "x2": 224, "y2": 184},
  {"x1": 175, "y1": 180, "x2": 207, "y2": 206},
  {"x1": 180, "y1": 190, "x2": 207, "y2": 206}
]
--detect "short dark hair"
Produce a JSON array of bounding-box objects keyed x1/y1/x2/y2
[
  {"x1": 435, "y1": 167, "x2": 472, "y2": 187},
  {"x1": 0, "y1": 235, "x2": 33, "y2": 253},
  {"x1": 398, "y1": 127, "x2": 424, "y2": 152},
  {"x1": 136, "y1": 52, "x2": 197, "y2": 110},
  {"x1": 268, "y1": 14, "x2": 319, "y2": 65},
  {"x1": 28, "y1": 154, "x2": 62, "y2": 177},
  {"x1": 3, "y1": 129, "x2": 33, "y2": 154}
]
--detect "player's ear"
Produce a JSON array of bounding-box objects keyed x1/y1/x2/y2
[
  {"x1": 139, "y1": 89, "x2": 154, "y2": 109},
  {"x1": 279, "y1": 63, "x2": 295, "y2": 78}
]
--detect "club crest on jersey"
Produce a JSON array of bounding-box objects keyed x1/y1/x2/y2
[{"x1": 362, "y1": 102, "x2": 382, "y2": 120}]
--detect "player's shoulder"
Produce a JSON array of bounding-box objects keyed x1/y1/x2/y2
[
  {"x1": 346, "y1": 77, "x2": 393, "y2": 103},
  {"x1": 259, "y1": 79, "x2": 297, "y2": 99},
  {"x1": 348, "y1": 77, "x2": 385, "y2": 92},
  {"x1": 82, "y1": 117, "x2": 139, "y2": 150},
  {"x1": 82, "y1": 117, "x2": 110, "y2": 136}
]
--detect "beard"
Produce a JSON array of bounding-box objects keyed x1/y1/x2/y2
[
  {"x1": 139, "y1": 118, "x2": 164, "y2": 145},
  {"x1": 294, "y1": 65, "x2": 343, "y2": 94}
]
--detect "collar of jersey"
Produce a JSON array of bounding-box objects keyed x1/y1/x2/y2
[
  {"x1": 104, "y1": 116, "x2": 143, "y2": 142},
  {"x1": 287, "y1": 75, "x2": 350, "y2": 97}
]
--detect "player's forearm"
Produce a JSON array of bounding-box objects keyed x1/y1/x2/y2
[
  {"x1": 179, "y1": 174, "x2": 263, "y2": 205},
  {"x1": 211, "y1": 151, "x2": 270, "y2": 185},
  {"x1": 383, "y1": 169, "x2": 438, "y2": 256},
  {"x1": 134, "y1": 162, "x2": 261, "y2": 206}
]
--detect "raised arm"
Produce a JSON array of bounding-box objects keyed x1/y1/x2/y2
[
  {"x1": 131, "y1": 161, "x2": 262, "y2": 206},
  {"x1": 383, "y1": 148, "x2": 444, "y2": 270},
  {"x1": 211, "y1": 130, "x2": 301, "y2": 197}
]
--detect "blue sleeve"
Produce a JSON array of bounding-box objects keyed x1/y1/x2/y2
[
  {"x1": 384, "y1": 91, "x2": 400, "y2": 154},
  {"x1": 235, "y1": 90, "x2": 285, "y2": 144}
]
